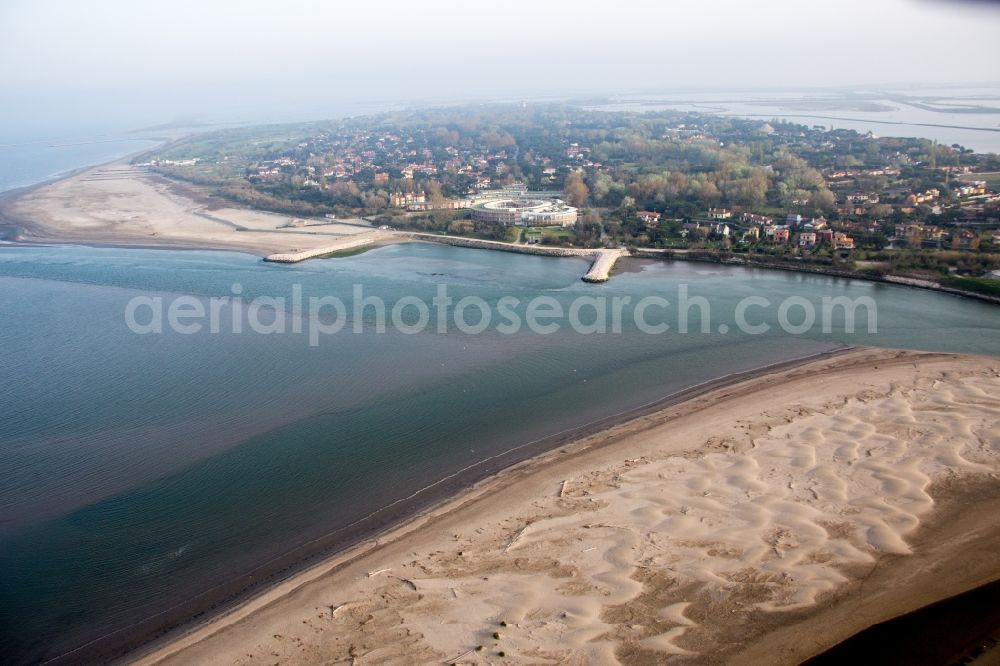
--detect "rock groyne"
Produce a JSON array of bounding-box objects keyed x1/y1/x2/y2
[
  {"x1": 264, "y1": 236, "x2": 373, "y2": 263},
  {"x1": 582, "y1": 249, "x2": 629, "y2": 283}
]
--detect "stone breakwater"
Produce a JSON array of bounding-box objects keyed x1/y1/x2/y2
[
  {"x1": 263, "y1": 236, "x2": 374, "y2": 263},
  {"x1": 401, "y1": 233, "x2": 628, "y2": 282},
  {"x1": 264, "y1": 230, "x2": 629, "y2": 282},
  {"x1": 399, "y1": 232, "x2": 594, "y2": 258},
  {"x1": 582, "y1": 248, "x2": 629, "y2": 283}
]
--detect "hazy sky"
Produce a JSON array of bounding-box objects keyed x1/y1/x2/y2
[{"x1": 2, "y1": 0, "x2": 999, "y2": 129}]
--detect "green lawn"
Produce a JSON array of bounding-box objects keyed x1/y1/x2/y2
[{"x1": 524, "y1": 226, "x2": 574, "y2": 241}]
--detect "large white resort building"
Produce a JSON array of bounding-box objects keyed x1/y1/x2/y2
[{"x1": 470, "y1": 185, "x2": 577, "y2": 227}]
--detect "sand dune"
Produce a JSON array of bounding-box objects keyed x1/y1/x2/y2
[{"x1": 133, "y1": 349, "x2": 1000, "y2": 665}]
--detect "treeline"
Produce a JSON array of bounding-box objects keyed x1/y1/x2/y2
[
  {"x1": 146, "y1": 104, "x2": 1000, "y2": 233},
  {"x1": 865, "y1": 250, "x2": 1000, "y2": 276}
]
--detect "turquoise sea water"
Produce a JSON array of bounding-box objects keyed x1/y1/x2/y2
[{"x1": 2, "y1": 242, "x2": 1000, "y2": 663}]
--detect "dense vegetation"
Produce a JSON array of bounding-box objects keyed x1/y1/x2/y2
[
  {"x1": 141, "y1": 104, "x2": 1000, "y2": 279},
  {"x1": 942, "y1": 275, "x2": 1000, "y2": 297}
]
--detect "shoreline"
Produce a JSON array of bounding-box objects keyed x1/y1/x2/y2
[
  {"x1": 634, "y1": 248, "x2": 1000, "y2": 306},
  {"x1": 0, "y1": 153, "x2": 398, "y2": 258},
  {"x1": 738, "y1": 473, "x2": 1000, "y2": 665},
  {"x1": 806, "y1": 574, "x2": 1000, "y2": 664},
  {"x1": 1, "y1": 161, "x2": 997, "y2": 304},
  {"x1": 0, "y1": 131, "x2": 190, "y2": 206},
  {"x1": 31, "y1": 347, "x2": 849, "y2": 666},
  {"x1": 122, "y1": 347, "x2": 1000, "y2": 666}
]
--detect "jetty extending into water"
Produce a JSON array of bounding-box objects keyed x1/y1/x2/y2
[
  {"x1": 263, "y1": 236, "x2": 374, "y2": 263},
  {"x1": 581, "y1": 248, "x2": 629, "y2": 283},
  {"x1": 264, "y1": 230, "x2": 629, "y2": 282},
  {"x1": 400, "y1": 232, "x2": 628, "y2": 283}
]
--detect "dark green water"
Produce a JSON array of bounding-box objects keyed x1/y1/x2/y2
[{"x1": 2, "y1": 242, "x2": 1000, "y2": 664}]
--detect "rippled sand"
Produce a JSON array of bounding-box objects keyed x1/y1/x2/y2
[{"x1": 134, "y1": 349, "x2": 1000, "y2": 665}]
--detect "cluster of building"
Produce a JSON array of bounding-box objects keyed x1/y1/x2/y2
[
  {"x1": 795, "y1": 230, "x2": 856, "y2": 249},
  {"x1": 953, "y1": 181, "x2": 988, "y2": 198},
  {"x1": 693, "y1": 205, "x2": 996, "y2": 251},
  {"x1": 890, "y1": 223, "x2": 992, "y2": 249},
  {"x1": 748, "y1": 220, "x2": 855, "y2": 249},
  {"x1": 389, "y1": 191, "x2": 426, "y2": 207},
  {"x1": 145, "y1": 158, "x2": 200, "y2": 167},
  {"x1": 232, "y1": 121, "x2": 604, "y2": 207},
  {"x1": 827, "y1": 162, "x2": 999, "y2": 221},
  {"x1": 152, "y1": 107, "x2": 1000, "y2": 254},
  {"x1": 906, "y1": 188, "x2": 940, "y2": 206},
  {"x1": 676, "y1": 210, "x2": 857, "y2": 250},
  {"x1": 387, "y1": 183, "x2": 577, "y2": 226}
]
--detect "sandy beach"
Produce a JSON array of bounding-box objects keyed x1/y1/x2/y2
[
  {"x1": 0, "y1": 159, "x2": 392, "y2": 256},
  {"x1": 126, "y1": 348, "x2": 1000, "y2": 665},
  {"x1": 0, "y1": 162, "x2": 627, "y2": 276}
]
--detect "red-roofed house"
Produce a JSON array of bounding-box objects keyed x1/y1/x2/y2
[{"x1": 636, "y1": 211, "x2": 661, "y2": 227}]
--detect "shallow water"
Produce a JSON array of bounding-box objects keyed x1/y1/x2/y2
[{"x1": 2, "y1": 242, "x2": 1000, "y2": 663}]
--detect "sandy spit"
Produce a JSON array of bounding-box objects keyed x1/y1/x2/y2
[
  {"x1": 125, "y1": 348, "x2": 1000, "y2": 665},
  {"x1": 0, "y1": 159, "x2": 394, "y2": 256}
]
